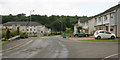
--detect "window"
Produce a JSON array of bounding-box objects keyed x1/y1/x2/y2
[
  {"x1": 80, "y1": 32, "x2": 84, "y2": 34},
  {"x1": 99, "y1": 17, "x2": 101, "y2": 22},
  {"x1": 27, "y1": 29, "x2": 29, "y2": 31},
  {"x1": 34, "y1": 29, "x2": 36, "y2": 31},
  {"x1": 95, "y1": 18, "x2": 97, "y2": 23},
  {"x1": 110, "y1": 13, "x2": 113, "y2": 19},
  {"x1": 102, "y1": 28, "x2": 104, "y2": 30},
  {"x1": 105, "y1": 31, "x2": 111, "y2": 34},
  {"x1": 110, "y1": 28, "x2": 113, "y2": 31},
  {"x1": 104, "y1": 15, "x2": 107, "y2": 21},
  {"x1": 99, "y1": 31, "x2": 104, "y2": 33}
]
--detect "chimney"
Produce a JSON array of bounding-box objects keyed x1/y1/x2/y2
[{"x1": 119, "y1": 1, "x2": 120, "y2": 4}]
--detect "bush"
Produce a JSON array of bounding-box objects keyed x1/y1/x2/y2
[
  {"x1": 11, "y1": 30, "x2": 17, "y2": 37},
  {"x1": 65, "y1": 28, "x2": 72, "y2": 33},
  {"x1": 65, "y1": 28, "x2": 73, "y2": 37},
  {"x1": 16, "y1": 27, "x2": 20, "y2": 35},
  {"x1": 20, "y1": 32, "x2": 28, "y2": 39},
  {"x1": 66, "y1": 33, "x2": 74, "y2": 37},
  {"x1": 51, "y1": 32, "x2": 61, "y2": 35},
  {"x1": 2, "y1": 30, "x2": 5, "y2": 38},
  {"x1": 89, "y1": 34, "x2": 93, "y2": 36}
]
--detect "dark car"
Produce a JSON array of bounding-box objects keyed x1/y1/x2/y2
[{"x1": 73, "y1": 32, "x2": 89, "y2": 37}]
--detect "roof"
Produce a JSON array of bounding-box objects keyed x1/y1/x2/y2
[
  {"x1": 93, "y1": 4, "x2": 120, "y2": 18},
  {"x1": 78, "y1": 17, "x2": 91, "y2": 23},
  {"x1": 3, "y1": 22, "x2": 41, "y2": 26}
]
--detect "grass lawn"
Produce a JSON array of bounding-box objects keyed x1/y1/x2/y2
[
  {"x1": 79, "y1": 39, "x2": 120, "y2": 42},
  {"x1": 0, "y1": 40, "x2": 8, "y2": 44},
  {"x1": 70, "y1": 36, "x2": 94, "y2": 38}
]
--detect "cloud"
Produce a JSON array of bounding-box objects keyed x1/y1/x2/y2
[{"x1": 0, "y1": 0, "x2": 119, "y2": 16}]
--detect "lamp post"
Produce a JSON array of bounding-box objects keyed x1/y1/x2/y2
[
  {"x1": 30, "y1": 10, "x2": 34, "y2": 26},
  {"x1": 30, "y1": 10, "x2": 34, "y2": 36},
  {"x1": 60, "y1": 21, "x2": 63, "y2": 34}
]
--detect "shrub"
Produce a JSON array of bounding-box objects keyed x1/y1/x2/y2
[
  {"x1": 65, "y1": 28, "x2": 73, "y2": 37},
  {"x1": 11, "y1": 30, "x2": 17, "y2": 37},
  {"x1": 65, "y1": 28, "x2": 72, "y2": 33},
  {"x1": 20, "y1": 32, "x2": 28, "y2": 39},
  {"x1": 2, "y1": 30, "x2": 5, "y2": 38},
  {"x1": 89, "y1": 34, "x2": 93, "y2": 36},
  {"x1": 16, "y1": 27, "x2": 20, "y2": 35},
  {"x1": 51, "y1": 32, "x2": 61, "y2": 35},
  {"x1": 66, "y1": 33, "x2": 74, "y2": 37}
]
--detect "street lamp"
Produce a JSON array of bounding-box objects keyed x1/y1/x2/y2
[
  {"x1": 30, "y1": 10, "x2": 34, "y2": 26},
  {"x1": 60, "y1": 21, "x2": 63, "y2": 34},
  {"x1": 30, "y1": 10, "x2": 34, "y2": 36}
]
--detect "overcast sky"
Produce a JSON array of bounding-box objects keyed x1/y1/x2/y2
[{"x1": 0, "y1": 0, "x2": 119, "y2": 16}]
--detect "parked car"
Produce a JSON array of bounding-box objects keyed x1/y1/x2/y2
[
  {"x1": 73, "y1": 32, "x2": 89, "y2": 37},
  {"x1": 94, "y1": 30, "x2": 116, "y2": 39}
]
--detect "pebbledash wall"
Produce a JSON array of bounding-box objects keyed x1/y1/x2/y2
[
  {"x1": 93, "y1": 4, "x2": 120, "y2": 37},
  {"x1": 117, "y1": 5, "x2": 120, "y2": 37}
]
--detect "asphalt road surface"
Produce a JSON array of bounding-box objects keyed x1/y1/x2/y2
[{"x1": 2, "y1": 36, "x2": 119, "y2": 59}]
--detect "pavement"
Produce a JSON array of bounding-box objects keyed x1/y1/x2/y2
[
  {"x1": 2, "y1": 36, "x2": 119, "y2": 60},
  {"x1": 69, "y1": 38, "x2": 95, "y2": 40},
  {"x1": 0, "y1": 37, "x2": 39, "y2": 53}
]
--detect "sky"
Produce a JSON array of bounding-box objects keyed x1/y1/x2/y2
[{"x1": 0, "y1": 0, "x2": 120, "y2": 16}]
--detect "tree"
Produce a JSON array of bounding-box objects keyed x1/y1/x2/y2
[
  {"x1": 5, "y1": 28, "x2": 11, "y2": 40},
  {"x1": 16, "y1": 27, "x2": 20, "y2": 35},
  {"x1": 76, "y1": 26, "x2": 83, "y2": 33},
  {"x1": 2, "y1": 14, "x2": 90, "y2": 32},
  {"x1": 65, "y1": 28, "x2": 72, "y2": 33},
  {"x1": 65, "y1": 28, "x2": 73, "y2": 37}
]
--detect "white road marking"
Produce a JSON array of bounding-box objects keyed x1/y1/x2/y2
[
  {"x1": 2, "y1": 40, "x2": 33, "y2": 53},
  {"x1": 102, "y1": 53, "x2": 120, "y2": 60}
]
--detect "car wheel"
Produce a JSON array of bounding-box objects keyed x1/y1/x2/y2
[
  {"x1": 111, "y1": 36, "x2": 115, "y2": 39},
  {"x1": 97, "y1": 36, "x2": 101, "y2": 39},
  {"x1": 74, "y1": 35, "x2": 78, "y2": 37},
  {"x1": 85, "y1": 35, "x2": 88, "y2": 37}
]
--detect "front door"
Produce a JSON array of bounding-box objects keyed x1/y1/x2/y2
[{"x1": 106, "y1": 26, "x2": 108, "y2": 31}]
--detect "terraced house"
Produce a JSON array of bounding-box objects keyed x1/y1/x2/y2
[
  {"x1": 94, "y1": 4, "x2": 120, "y2": 37},
  {"x1": 74, "y1": 3, "x2": 120, "y2": 37},
  {"x1": 2, "y1": 22, "x2": 51, "y2": 36},
  {"x1": 74, "y1": 18, "x2": 92, "y2": 34}
]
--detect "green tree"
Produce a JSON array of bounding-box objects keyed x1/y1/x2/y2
[
  {"x1": 65, "y1": 28, "x2": 73, "y2": 37},
  {"x1": 65, "y1": 28, "x2": 72, "y2": 33},
  {"x1": 16, "y1": 27, "x2": 20, "y2": 35},
  {"x1": 5, "y1": 28, "x2": 11, "y2": 40}
]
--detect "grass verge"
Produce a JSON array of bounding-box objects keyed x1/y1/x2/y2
[
  {"x1": 70, "y1": 36, "x2": 94, "y2": 38},
  {"x1": 79, "y1": 39, "x2": 120, "y2": 42},
  {"x1": 0, "y1": 40, "x2": 8, "y2": 44}
]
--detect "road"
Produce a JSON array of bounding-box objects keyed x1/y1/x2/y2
[{"x1": 2, "y1": 36, "x2": 119, "y2": 59}]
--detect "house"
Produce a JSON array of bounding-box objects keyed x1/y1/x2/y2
[
  {"x1": 74, "y1": 18, "x2": 92, "y2": 34},
  {"x1": 2, "y1": 22, "x2": 51, "y2": 36},
  {"x1": 93, "y1": 4, "x2": 120, "y2": 37},
  {"x1": 74, "y1": 2, "x2": 120, "y2": 37}
]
